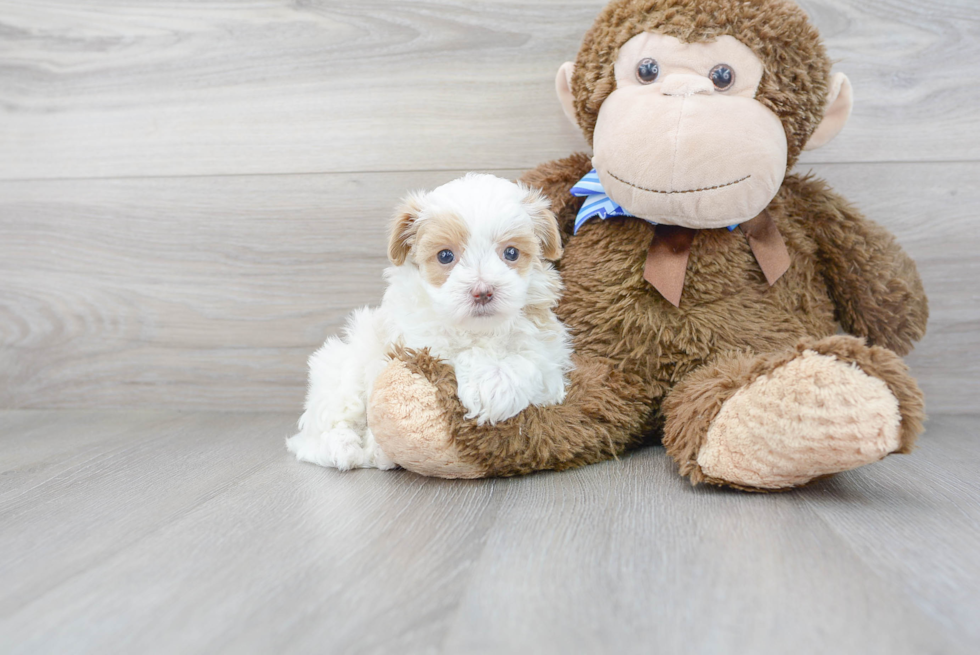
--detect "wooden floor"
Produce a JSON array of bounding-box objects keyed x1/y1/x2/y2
[{"x1": 0, "y1": 410, "x2": 977, "y2": 654}]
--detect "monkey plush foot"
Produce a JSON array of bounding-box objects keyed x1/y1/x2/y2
[
  {"x1": 368, "y1": 354, "x2": 485, "y2": 479},
  {"x1": 663, "y1": 336, "x2": 925, "y2": 491},
  {"x1": 697, "y1": 351, "x2": 901, "y2": 489}
]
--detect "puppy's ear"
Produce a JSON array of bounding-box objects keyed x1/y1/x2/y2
[
  {"x1": 520, "y1": 184, "x2": 562, "y2": 261},
  {"x1": 388, "y1": 191, "x2": 426, "y2": 266}
]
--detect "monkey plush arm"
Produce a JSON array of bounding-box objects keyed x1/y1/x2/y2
[
  {"x1": 370, "y1": 347, "x2": 651, "y2": 478},
  {"x1": 796, "y1": 175, "x2": 928, "y2": 356},
  {"x1": 520, "y1": 152, "x2": 593, "y2": 241}
]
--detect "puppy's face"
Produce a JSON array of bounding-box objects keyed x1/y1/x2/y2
[{"x1": 388, "y1": 174, "x2": 562, "y2": 330}]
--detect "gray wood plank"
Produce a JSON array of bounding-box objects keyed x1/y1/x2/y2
[
  {"x1": 440, "y1": 451, "x2": 962, "y2": 655},
  {"x1": 1, "y1": 410, "x2": 977, "y2": 654},
  {"x1": 0, "y1": 411, "x2": 505, "y2": 655},
  {"x1": 800, "y1": 414, "x2": 980, "y2": 654},
  {"x1": 0, "y1": 0, "x2": 977, "y2": 181},
  {"x1": 2, "y1": 162, "x2": 975, "y2": 412},
  {"x1": 0, "y1": 409, "x2": 190, "y2": 502},
  {"x1": 0, "y1": 412, "x2": 293, "y2": 617}
]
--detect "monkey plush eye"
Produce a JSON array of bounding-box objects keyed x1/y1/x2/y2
[
  {"x1": 709, "y1": 64, "x2": 735, "y2": 90},
  {"x1": 437, "y1": 249, "x2": 454, "y2": 264},
  {"x1": 636, "y1": 58, "x2": 660, "y2": 84},
  {"x1": 503, "y1": 246, "x2": 519, "y2": 262}
]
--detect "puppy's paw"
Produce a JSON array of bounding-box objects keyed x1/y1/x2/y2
[
  {"x1": 326, "y1": 427, "x2": 371, "y2": 470},
  {"x1": 362, "y1": 428, "x2": 398, "y2": 470},
  {"x1": 287, "y1": 427, "x2": 370, "y2": 471},
  {"x1": 455, "y1": 376, "x2": 485, "y2": 424},
  {"x1": 458, "y1": 366, "x2": 531, "y2": 425},
  {"x1": 537, "y1": 369, "x2": 569, "y2": 407}
]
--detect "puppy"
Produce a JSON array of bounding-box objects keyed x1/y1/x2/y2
[{"x1": 286, "y1": 173, "x2": 573, "y2": 470}]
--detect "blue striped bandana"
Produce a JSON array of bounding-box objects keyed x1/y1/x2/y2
[
  {"x1": 570, "y1": 168, "x2": 737, "y2": 234},
  {"x1": 570, "y1": 169, "x2": 634, "y2": 234}
]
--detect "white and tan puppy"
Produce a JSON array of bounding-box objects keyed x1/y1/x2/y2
[{"x1": 287, "y1": 173, "x2": 573, "y2": 470}]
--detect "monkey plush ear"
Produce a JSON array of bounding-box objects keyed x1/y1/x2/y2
[
  {"x1": 388, "y1": 192, "x2": 425, "y2": 266},
  {"x1": 555, "y1": 61, "x2": 578, "y2": 129},
  {"x1": 804, "y1": 73, "x2": 853, "y2": 151},
  {"x1": 521, "y1": 184, "x2": 563, "y2": 261}
]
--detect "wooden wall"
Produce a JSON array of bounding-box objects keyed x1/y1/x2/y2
[{"x1": 1, "y1": 0, "x2": 977, "y2": 412}]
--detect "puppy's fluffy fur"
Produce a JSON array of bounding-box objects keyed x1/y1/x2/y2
[{"x1": 287, "y1": 173, "x2": 573, "y2": 470}]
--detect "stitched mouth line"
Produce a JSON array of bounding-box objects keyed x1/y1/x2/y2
[{"x1": 607, "y1": 171, "x2": 751, "y2": 195}]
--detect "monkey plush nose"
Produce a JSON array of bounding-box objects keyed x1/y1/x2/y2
[
  {"x1": 661, "y1": 74, "x2": 714, "y2": 97},
  {"x1": 472, "y1": 285, "x2": 494, "y2": 305}
]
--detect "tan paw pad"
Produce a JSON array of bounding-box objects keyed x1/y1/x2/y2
[
  {"x1": 697, "y1": 350, "x2": 902, "y2": 489},
  {"x1": 368, "y1": 360, "x2": 484, "y2": 479}
]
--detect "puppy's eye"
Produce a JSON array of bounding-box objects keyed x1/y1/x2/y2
[
  {"x1": 709, "y1": 64, "x2": 735, "y2": 90},
  {"x1": 636, "y1": 58, "x2": 659, "y2": 84},
  {"x1": 503, "y1": 246, "x2": 519, "y2": 262},
  {"x1": 437, "y1": 249, "x2": 454, "y2": 265}
]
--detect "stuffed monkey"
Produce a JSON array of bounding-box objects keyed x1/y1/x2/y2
[{"x1": 367, "y1": 0, "x2": 928, "y2": 490}]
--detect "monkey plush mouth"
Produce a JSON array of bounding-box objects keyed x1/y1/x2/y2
[{"x1": 607, "y1": 171, "x2": 751, "y2": 195}]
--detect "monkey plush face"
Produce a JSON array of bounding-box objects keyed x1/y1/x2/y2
[
  {"x1": 556, "y1": 0, "x2": 853, "y2": 230},
  {"x1": 591, "y1": 33, "x2": 785, "y2": 228}
]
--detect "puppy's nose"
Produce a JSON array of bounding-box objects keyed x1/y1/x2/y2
[{"x1": 472, "y1": 284, "x2": 494, "y2": 306}]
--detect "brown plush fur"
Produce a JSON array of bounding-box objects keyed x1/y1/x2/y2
[{"x1": 374, "y1": 0, "x2": 928, "y2": 489}]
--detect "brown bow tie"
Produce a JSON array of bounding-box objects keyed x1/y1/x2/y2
[{"x1": 643, "y1": 209, "x2": 791, "y2": 307}]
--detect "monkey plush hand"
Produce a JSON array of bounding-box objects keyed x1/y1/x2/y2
[{"x1": 368, "y1": 0, "x2": 928, "y2": 490}]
